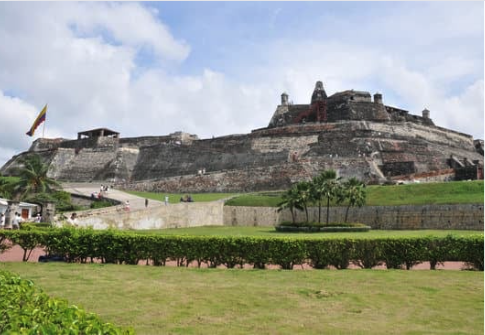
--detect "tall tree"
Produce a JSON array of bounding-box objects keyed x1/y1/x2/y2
[{"x1": 342, "y1": 177, "x2": 366, "y2": 223}]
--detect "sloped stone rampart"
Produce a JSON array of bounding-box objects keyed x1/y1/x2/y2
[{"x1": 224, "y1": 204, "x2": 484, "y2": 230}]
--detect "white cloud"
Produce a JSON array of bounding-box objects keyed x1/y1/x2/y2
[
  {"x1": 0, "y1": 2, "x2": 482, "y2": 170},
  {"x1": 68, "y1": 2, "x2": 190, "y2": 62}
]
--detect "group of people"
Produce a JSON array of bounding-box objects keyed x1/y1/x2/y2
[
  {"x1": 91, "y1": 184, "x2": 112, "y2": 200},
  {"x1": 0, "y1": 212, "x2": 41, "y2": 229},
  {"x1": 180, "y1": 195, "x2": 194, "y2": 203}
]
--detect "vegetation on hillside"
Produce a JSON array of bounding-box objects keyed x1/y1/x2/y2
[
  {"x1": 125, "y1": 191, "x2": 238, "y2": 203},
  {"x1": 226, "y1": 180, "x2": 484, "y2": 207}
]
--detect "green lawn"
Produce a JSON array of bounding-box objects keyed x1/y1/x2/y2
[
  {"x1": 133, "y1": 226, "x2": 482, "y2": 239},
  {"x1": 1, "y1": 263, "x2": 482, "y2": 335},
  {"x1": 125, "y1": 191, "x2": 238, "y2": 204},
  {"x1": 225, "y1": 180, "x2": 484, "y2": 207}
]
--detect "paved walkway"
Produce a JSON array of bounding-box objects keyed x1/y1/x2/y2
[{"x1": 61, "y1": 182, "x2": 164, "y2": 211}]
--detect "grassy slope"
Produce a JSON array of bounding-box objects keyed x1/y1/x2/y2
[
  {"x1": 125, "y1": 191, "x2": 238, "y2": 204},
  {"x1": 1, "y1": 263, "x2": 482, "y2": 335},
  {"x1": 225, "y1": 180, "x2": 484, "y2": 207},
  {"x1": 133, "y1": 226, "x2": 483, "y2": 238}
]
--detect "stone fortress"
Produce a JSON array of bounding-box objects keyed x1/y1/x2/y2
[{"x1": 2, "y1": 81, "x2": 483, "y2": 192}]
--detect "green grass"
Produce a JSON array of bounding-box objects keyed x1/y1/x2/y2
[
  {"x1": 225, "y1": 180, "x2": 484, "y2": 207},
  {"x1": 1, "y1": 262, "x2": 482, "y2": 335},
  {"x1": 132, "y1": 226, "x2": 482, "y2": 239},
  {"x1": 0, "y1": 176, "x2": 20, "y2": 183},
  {"x1": 125, "y1": 191, "x2": 238, "y2": 204},
  {"x1": 365, "y1": 180, "x2": 484, "y2": 206}
]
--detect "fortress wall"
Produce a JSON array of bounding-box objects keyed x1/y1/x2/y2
[
  {"x1": 65, "y1": 201, "x2": 224, "y2": 230},
  {"x1": 366, "y1": 121, "x2": 475, "y2": 149},
  {"x1": 130, "y1": 135, "x2": 291, "y2": 180},
  {"x1": 224, "y1": 204, "x2": 484, "y2": 230},
  {"x1": 29, "y1": 138, "x2": 65, "y2": 152},
  {"x1": 120, "y1": 136, "x2": 174, "y2": 148},
  {"x1": 124, "y1": 163, "x2": 314, "y2": 193},
  {"x1": 122, "y1": 159, "x2": 375, "y2": 193},
  {"x1": 48, "y1": 147, "x2": 117, "y2": 181}
]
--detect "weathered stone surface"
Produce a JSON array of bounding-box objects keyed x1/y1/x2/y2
[
  {"x1": 224, "y1": 204, "x2": 484, "y2": 230},
  {"x1": 1, "y1": 81, "x2": 482, "y2": 192},
  {"x1": 63, "y1": 201, "x2": 224, "y2": 230}
]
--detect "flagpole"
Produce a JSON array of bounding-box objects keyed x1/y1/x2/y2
[{"x1": 42, "y1": 103, "x2": 47, "y2": 138}]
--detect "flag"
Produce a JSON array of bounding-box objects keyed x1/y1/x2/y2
[{"x1": 26, "y1": 104, "x2": 47, "y2": 137}]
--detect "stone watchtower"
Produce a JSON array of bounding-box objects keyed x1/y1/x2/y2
[
  {"x1": 281, "y1": 92, "x2": 289, "y2": 106},
  {"x1": 422, "y1": 108, "x2": 430, "y2": 119},
  {"x1": 311, "y1": 81, "x2": 327, "y2": 103}
]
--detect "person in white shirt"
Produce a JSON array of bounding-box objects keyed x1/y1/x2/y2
[
  {"x1": 12, "y1": 212, "x2": 23, "y2": 229},
  {"x1": 67, "y1": 213, "x2": 78, "y2": 227}
]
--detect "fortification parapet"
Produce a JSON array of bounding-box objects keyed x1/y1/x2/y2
[{"x1": 29, "y1": 138, "x2": 65, "y2": 152}]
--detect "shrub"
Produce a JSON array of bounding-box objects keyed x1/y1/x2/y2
[
  {"x1": 352, "y1": 239, "x2": 384, "y2": 269},
  {"x1": 90, "y1": 200, "x2": 114, "y2": 209},
  {"x1": 0, "y1": 270, "x2": 133, "y2": 334},
  {"x1": 2, "y1": 229, "x2": 483, "y2": 271},
  {"x1": 276, "y1": 222, "x2": 370, "y2": 233},
  {"x1": 21, "y1": 222, "x2": 52, "y2": 230}
]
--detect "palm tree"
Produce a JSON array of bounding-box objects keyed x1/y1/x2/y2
[
  {"x1": 312, "y1": 170, "x2": 336, "y2": 223},
  {"x1": 296, "y1": 181, "x2": 312, "y2": 223},
  {"x1": 0, "y1": 174, "x2": 13, "y2": 199},
  {"x1": 342, "y1": 177, "x2": 366, "y2": 223},
  {"x1": 11, "y1": 154, "x2": 60, "y2": 200},
  {"x1": 277, "y1": 186, "x2": 303, "y2": 224},
  {"x1": 312, "y1": 170, "x2": 342, "y2": 224}
]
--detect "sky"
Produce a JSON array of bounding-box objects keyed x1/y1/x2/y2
[{"x1": 0, "y1": 1, "x2": 483, "y2": 167}]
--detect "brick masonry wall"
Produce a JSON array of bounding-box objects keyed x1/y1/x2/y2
[{"x1": 223, "y1": 204, "x2": 484, "y2": 230}]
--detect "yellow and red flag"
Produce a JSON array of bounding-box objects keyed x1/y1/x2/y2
[{"x1": 26, "y1": 104, "x2": 47, "y2": 137}]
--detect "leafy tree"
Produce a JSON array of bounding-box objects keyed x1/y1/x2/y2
[
  {"x1": 342, "y1": 177, "x2": 366, "y2": 222},
  {"x1": 277, "y1": 186, "x2": 303, "y2": 224},
  {"x1": 11, "y1": 154, "x2": 60, "y2": 200}
]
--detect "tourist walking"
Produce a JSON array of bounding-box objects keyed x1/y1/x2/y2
[{"x1": 12, "y1": 212, "x2": 22, "y2": 230}]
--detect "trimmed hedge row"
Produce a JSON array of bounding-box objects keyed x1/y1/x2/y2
[
  {"x1": 1, "y1": 229, "x2": 483, "y2": 270},
  {"x1": 0, "y1": 270, "x2": 133, "y2": 334},
  {"x1": 275, "y1": 226, "x2": 371, "y2": 233}
]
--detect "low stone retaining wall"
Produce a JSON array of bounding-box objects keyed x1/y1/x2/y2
[
  {"x1": 224, "y1": 204, "x2": 484, "y2": 230},
  {"x1": 65, "y1": 202, "x2": 224, "y2": 230}
]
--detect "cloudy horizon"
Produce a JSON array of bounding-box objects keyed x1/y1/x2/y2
[{"x1": 0, "y1": 2, "x2": 483, "y2": 167}]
